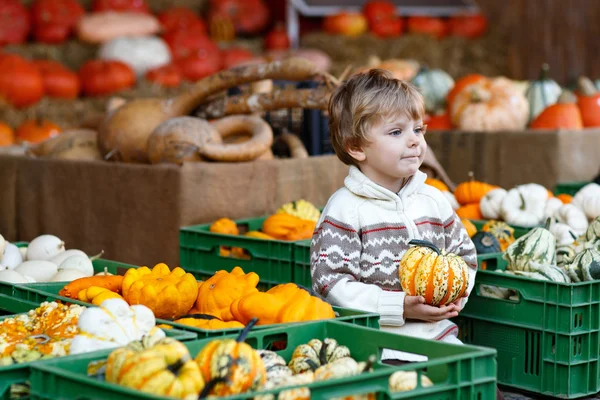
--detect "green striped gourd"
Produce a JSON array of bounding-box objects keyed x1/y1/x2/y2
[
  {"x1": 411, "y1": 66, "x2": 454, "y2": 113},
  {"x1": 557, "y1": 240, "x2": 585, "y2": 267},
  {"x1": 503, "y1": 219, "x2": 556, "y2": 271},
  {"x1": 567, "y1": 246, "x2": 600, "y2": 282},
  {"x1": 585, "y1": 216, "x2": 600, "y2": 245},
  {"x1": 525, "y1": 63, "x2": 561, "y2": 122}
]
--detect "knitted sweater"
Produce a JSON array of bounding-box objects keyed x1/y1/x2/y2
[{"x1": 311, "y1": 166, "x2": 477, "y2": 360}]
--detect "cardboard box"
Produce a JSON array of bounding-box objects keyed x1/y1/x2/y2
[
  {"x1": 0, "y1": 155, "x2": 348, "y2": 266},
  {"x1": 426, "y1": 128, "x2": 600, "y2": 189}
]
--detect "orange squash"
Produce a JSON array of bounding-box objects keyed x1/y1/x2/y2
[
  {"x1": 456, "y1": 203, "x2": 482, "y2": 220},
  {"x1": 59, "y1": 275, "x2": 124, "y2": 299},
  {"x1": 530, "y1": 90, "x2": 583, "y2": 130},
  {"x1": 461, "y1": 219, "x2": 477, "y2": 238},
  {"x1": 454, "y1": 172, "x2": 495, "y2": 205},
  {"x1": 425, "y1": 177, "x2": 449, "y2": 192},
  {"x1": 262, "y1": 214, "x2": 315, "y2": 241},
  {"x1": 16, "y1": 118, "x2": 61, "y2": 144},
  {"x1": 556, "y1": 193, "x2": 573, "y2": 204},
  {"x1": 210, "y1": 218, "x2": 239, "y2": 235}
]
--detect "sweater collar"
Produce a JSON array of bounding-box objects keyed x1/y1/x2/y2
[{"x1": 344, "y1": 166, "x2": 427, "y2": 206}]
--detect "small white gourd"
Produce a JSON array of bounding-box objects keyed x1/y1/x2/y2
[
  {"x1": 98, "y1": 35, "x2": 171, "y2": 77},
  {"x1": 1, "y1": 243, "x2": 23, "y2": 270},
  {"x1": 50, "y1": 269, "x2": 89, "y2": 282},
  {"x1": 480, "y1": 188, "x2": 508, "y2": 220},
  {"x1": 26, "y1": 235, "x2": 65, "y2": 261},
  {"x1": 15, "y1": 261, "x2": 58, "y2": 282},
  {"x1": 0, "y1": 269, "x2": 29, "y2": 284},
  {"x1": 58, "y1": 255, "x2": 94, "y2": 277}
]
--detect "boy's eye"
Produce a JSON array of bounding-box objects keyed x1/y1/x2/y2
[
  {"x1": 389, "y1": 129, "x2": 402, "y2": 136},
  {"x1": 414, "y1": 125, "x2": 428, "y2": 135}
]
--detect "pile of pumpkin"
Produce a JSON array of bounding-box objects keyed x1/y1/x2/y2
[
  {"x1": 322, "y1": 0, "x2": 487, "y2": 40},
  {"x1": 480, "y1": 216, "x2": 600, "y2": 301},
  {"x1": 211, "y1": 199, "x2": 320, "y2": 259},
  {"x1": 58, "y1": 263, "x2": 336, "y2": 329},
  {"x1": 97, "y1": 319, "x2": 433, "y2": 400}
]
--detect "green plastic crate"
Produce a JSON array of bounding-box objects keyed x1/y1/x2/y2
[
  {"x1": 0, "y1": 312, "x2": 196, "y2": 400},
  {"x1": 454, "y1": 252, "x2": 600, "y2": 398},
  {"x1": 180, "y1": 216, "x2": 312, "y2": 287},
  {"x1": 10, "y1": 281, "x2": 379, "y2": 338},
  {"x1": 28, "y1": 320, "x2": 497, "y2": 400},
  {"x1": 555, "y1": 182, "x2": 589, "y2": 197},
  {"x1": 293, "y1": 240, "x2": 313, "y2": 289}
]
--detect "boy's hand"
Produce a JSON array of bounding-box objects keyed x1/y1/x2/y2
[
  {"x1": 449, "y1": 291, "x2": 469, "y2": 313},
  {"x1": 404, "y1": 295, "x2": 459, "y2": 322}
]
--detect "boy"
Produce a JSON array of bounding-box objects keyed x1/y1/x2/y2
[{"x1": 311, "y1": 69, "x2": 477, "y2": 361}]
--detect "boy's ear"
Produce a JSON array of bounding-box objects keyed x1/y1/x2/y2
[{"x1": 347, "y1": 146, "x2": 366, "y2": 162}]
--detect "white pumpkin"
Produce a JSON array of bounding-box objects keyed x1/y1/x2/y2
[
  {"x1": 26, "y1": 235, "x2": 65, "y2": 261},
  {"x1": 544, "y1": 197, "x2": 563, "y2": 220},
  {"x1": 500, "y1": 184, "x2": 548, "y2": 227},
  {"x1": 58, "y1": 255, "x2": 94, "y2": 277},
  {"x1": 15, "y1": 260, "x2": 58, "y2": 282},
  {"x1": 98, "y1": 35, "x2": 171, "y2": 77},
  {"x1": 50, "y1": 249, "x2": 89, "y2": 266},
  {"x1": 553, "y1": 204, "x2": 589, "y2": 236},
  {"x1": 50, "y1": 269, "x2": 89, "y2": 282},
  {"x1": 1, "y1": 243, "x2": 23, "y2": 270},
  {"x1": 442, "y1": 191, "x2": 459, "y2": 210},
  {"x1": 572, "y1": 183, "x2": 600, "y2": 219},
  {"x1": 549, "y1": 221, "x2": 577, "y2": 246},
  {"x1": 0, "y1": 269, "x2": 29, "y2": 284},
  {"x1": 480, "y1": 188, "x2": 507, "y2": 220},
  {"x1": 525, "y1": 64, "x2": 562, "y2": 122},
  {"x1": 69, "y1": 298, "x2": 164, "y2": 354}
]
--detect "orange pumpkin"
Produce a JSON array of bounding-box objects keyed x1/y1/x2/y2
[
  {"x1": 454, "y1": 172, "x2": 495, "y2": 205},
  {"x1": 576, "y1": 76, "x2": 600, "y2": 127},
  {"x1": 210, "y1": 218, "x2": 239, "y2": 235},
  {"x1": 446, "y1": 73, "x2": 486, "y2": 112},
  {"x1": 424, "y1": 112, "x2": 451, "y2": 130},
  {"x1": 530, "y1": 90, "x2": 583, "y2": 130},
  {"x1": 456, "y1": 203, "x2": 482, "y2": 220},
  {"x1": 16, "y1": 118, "x2": 61, "y2": 144},
  {"x1": 425, "y1": 177, "x2": 449, "y2": 192},
  {"x1": 262, "y1": 214, "x2": 315, "y2": 241},
  {"x1": 461, "y1": 219, "x2": 477, "y2": 238},
  {"x1": 556, "y1": 193, "x2": 573, "y2": 204},
  {"x1": 450, "y1": 76, "x2": 529, "y2": 131},
  {"x1": 0, "y1": 122, "x2": 15, "y2": 146}
]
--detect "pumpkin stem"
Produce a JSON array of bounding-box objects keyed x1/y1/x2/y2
[
  {"x1": 569, "y1": 230, "x2": 578, "y2": 240},
  {"x1": 89, "y1": 250, "x2": 105, "y2": 261},
  {"x1": 468, "y1": 171, "x2": 474, "y2": 182},
  {"x1": 577, "y1": 76, "x2": 598, "y2": 96},
  {"x1": 166, "y1": 358, "x2": 187, "y2": 375},
  {"x1": 518, "y1": 192, "x2": 526, "y2": 211},
  {"x1": 236, "y1": 317, "x2": 258, "y2": 343},
  {"x1": 361, "y1": 355, "x2": 377, "y2": 373},
  {"x1": 557, "y1": 90, "x2": 577, "y2": 104},
  {"x1": 543, "y1": 218, "x2": 552, "y2": 230},
  {"x1": 305, "y1": 358, "x2": 320, "y2": 371},
  {"x1": 538, "y1": 63, "x2": 550, "y2": 81},
  {"x1": 408, "y1": 239, "x2": 441, "y2": 255},
  {"x1": 318, "y1": 340, "x2": 328, "y2": 365}
]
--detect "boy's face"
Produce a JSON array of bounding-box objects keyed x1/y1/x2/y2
[{"x1": 349, "y1": 113, "x2": 427, "y2": 192}]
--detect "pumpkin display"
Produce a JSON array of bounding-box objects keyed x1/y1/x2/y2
[
  {"x1": 16, "y1": 119, "x2": 61, "y2": 144},
  {"x1": 276, "y1": 200, "x2": 321, "y2": 222},
  {"x1": 145, "y1": 64, "x2": 182, "y2": 88},
  {"x1": 389, "y1": 370, "x2": 434, "y2": 392},
  {"x1": 399, "y1": 239, "x2": 469, "y2": 306},
  {"x1": 92, "y1": 0, "x2": 150, "y2": 13},
  {"x1": 411, "y1": 66, "x2": 455, "y2": 114},
  {"x1": 173, "y1": 315, "x2": 245, "y2": 330},
  {"x1": 525, "y1": 64, "x2": 562, "y2": 122},
  {"x1": 355, "y1": 56, "x2": 420, "y2": 82},
  {"x1": 553, "y1": 204, "x2": 589, "y2": 236},
  {"x1": 265, "y1": 22, "x2": 290, "y2": 50},
  {"x1": 59, "y1": 274, "x2": 124, "y2": 299},
  {"x1": 262, "y1": 214, "x2": 316, "y2": 241},
  {"x1": 424, "y1": 112, "x2": 451, "y2": 130},
  {"x1": 446, "y1": 74, "x2": 486, "y2": 112},
  {"x1": 471, "y1": 231, "x2": 502, "y2": 254},
  {"x1": 229, "y1": 283, "x2": 335, "y2": 326},
  {"x1": 500, "y1": 184, "x2": 548, "y2": 227},
  {"x1": 323, "y1": 12, "x2": 368, "y2": 36},
  {"x1": 557, "y1": 239, "x2": 585, "y2": 268},
  {"x1": 122, "y1": 263, "x2": 198, "y2": 319},
  {"x1": 424, "y1": 177, "x2": 449, "y2": 192},
  {"x1": 530, "y1": 90, "x2": 583, "y2": 129},
  {"x1": 77, "y1": 285, "x2": 123, "y2": 305},
  {"x1": 99, "y1": 36, "x2": 172, "y2": 77},
  {"x1": 363, "y1": 0, "x2": 396, "y2": 25},
  {"x1": 481, "y1": 220, "x2": 515, "y2": 251},
  {"x1": 69, "y1": 298, "x2": 165, "y2": 354},
  {"x1": 479, "y1": 188, "x2": 508, "y2": 220},
  {"x1": 449, "y1": 76, "x2": 529, "y2": 131},
  {"x1": 576, "y1": 76, "x2": 600, "y2": 127},
  {"x1": 456, "y1": 203, "x2": 482, "y2": 220},
  {"x1": 221, "y1": 48, "x2": 256, "y2": 70},
  {"x1": 157, "y1": 6, "x2": 205, "y2": 34},
  {"x1": 406, "y1": 16, "x2": 447, "y2": 39},
  {"x1": 79, "y1": 60, "x2": 136, "y2": 96},
  {"x1": 106, "y1": 337, "x2": 204, "y2": 398},
  {"x1": 461, "y1": 219, "x2": 477, "y2": 238},
  {"x1": 566, "y1": 246, "x2": 600, "y2": 282},
  {"x1": 504, "y1": 264, "x2": 570, "y2": 283},
  {"x1": 162, "y1": 28, "x2": 216, "y2": 61},
  {"x1": 370, "y1": 16, "x2": 403, "y2": 38},
  {"x1": 33, "y1": 60, "x2": 80, "y2": 99},
  {"x1": 195, "y1": 318, "x2": 265, "y2": 396},
  {"x1": 503, "y1": 219, "x2": 556, "y2": 272},
  {"x1": 585, "y1": 217, "x2": 600, "y2": 244},
  {"x1": 447, "y1": 13, "x2": 488, "y2": 39},
  {"x1": 454, "y1": 172, "x2": 495, "y2": 205},
  {"x1": 257, "y1": 350, "x2": 292, "y2": 380},
  {"x1": 175, "y1": 50, "x2": 222, "y2": 81},
  {"x1": 195, "y1": 266, "x2": 259, "y2": 321},
  {"x1": 288, "y1": 338, "x2": 351, "y2": 375},
  {"x1": 572, "y1": 183, "x2": 600, "y2": 220},
  {"x1": 0, "y1": 54, "x2": 44, "y2": 108},
  {"x1": 31, "y1": 0, "x2": 84, "y2": 44},
  {"x1": 0, "y1": 0, "x2": 30, "y2": 46},
  {"x1": 0, "y1": 123, "x2": 15, "y2": 147},
  {"x1": 208, "y1": 0, "x2": 269, "y2": 36}
]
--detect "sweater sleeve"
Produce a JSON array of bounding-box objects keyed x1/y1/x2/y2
[{"x1": 310, "y1": 196, "x2": 406, "y2": 326}]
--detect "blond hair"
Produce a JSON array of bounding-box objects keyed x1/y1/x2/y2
[{"x1": 328, "y1": 69, "x2": 425, "y2": 166}]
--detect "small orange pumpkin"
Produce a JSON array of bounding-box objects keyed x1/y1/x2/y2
[
  {"x1": 210, "y1": 218, "x2": 239, "y2": 235},
  {"x1": 454, "y1": 172, "x2": 495, "y2": 205},
  {"x1": 556, "y1": 193, "x2": 573, "y2": 204},
  {"x1": 16, "y1": 118, "x2": 61, "y2": 144},
  {"x1": 530, "y1": 90, "x2": 583, "y2": 130},
  {"x1": 576, "y1": 76, "x2": 600, "y2": 127},
  {"x1": 461, "y1": 219, "x2": 477, "y2": 238},
  {"x1": 456, "y1": 203, "x2": 482, "y2": 220},
  {"x1": 0, "y1": 122, "x2": 15, "y2": 146},
  {"x1": 425, "y1": 177, "x2": 449, "y2": 192},
  {"x1": 262, "y1": 214, "x2": 315, "y2": 241}
]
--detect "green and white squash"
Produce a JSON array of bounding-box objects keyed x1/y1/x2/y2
[
  {"x1": 557, "y1": 240, "x2": 585, "y2": 267},
  {"x1": 258, "y1": 350, "x2": 292, "y2": 380},
  {"x1": 566, "y1": 246, "x2": 600, "y2": 282},
  {"x1": 472, "y1": 231, "x2": 502, "y2": 254},
  {"x1": 411, "y1": 66, "x2": 455, "y2": 114},
  {"x1": 503, "y1": 218, "x2": 556, "y2": 271},
  {"x1": 500, "y1": 184, "x2": 548, "y2": 227},
  {"x1": 585, "y1": 216, "x2": 600, "y2": 245},
  {"x1": 525, "y1": 63, "x2": 561, "y2": 122},
  {"x1": 554, "y1": 204, "x2": 589, "y2": 236},
  {"x1": 549, "y1": 220, "x2": 578, "y2": 246},
  {"x1": 480, "y1": 188, "x2": 508, "y2": 220},
  {"x1": 288, "y1": 338, "x2": 350, "y2": 375},
  {"x1": 528, "y1": 262, "x2": 570, "y2": 283}
]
